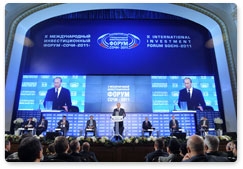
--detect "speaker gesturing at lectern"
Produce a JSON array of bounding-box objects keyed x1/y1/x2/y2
[{"x1": 112, "y1": 102, "x2": 126, "y2": 139}]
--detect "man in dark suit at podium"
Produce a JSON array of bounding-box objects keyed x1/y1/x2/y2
[
  {"x1": 112, "y1": 102, "x2": 126, "y2": 137},
  {"x1": 178, "y1": 77, "x2": 206, "y2": 111},
  {"x1": 43, "y1": 77, "x2": 72, "y2": 112}
]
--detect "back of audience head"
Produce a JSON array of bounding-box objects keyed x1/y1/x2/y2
[
  {"x1": 187, "y1": 134, "x2": 204, "y2": 155},
  {"x1": 70, "y1": 139, "x2": 81, "y2": 153},
  {"x1": 204, "y1": 135, "x2": 219, "y2": 152},
  {"x1": 47, "y1": 143, "x2": 56, "y2": 155},
  {"x1": 82, "y1": 142, "x2": 90, "y2": 152},
  {"x1": 18, "y1": 137, "x2": 43, "y2": 162},
  {"x1": 19, "y1": 133, "x2": 33, "y2": 143},
  {"x1": 54, "y1": 136, "x2": 69, "y2": 154},
  {"x1": 180, "y1": 143, "x2": 187, "y2": 156},
  {"x1": 167, "y1": 138, "x2": 181, "y2": 154},
  {"x1": 154, "y1": 138, "x2": 164, "y2": 150}
]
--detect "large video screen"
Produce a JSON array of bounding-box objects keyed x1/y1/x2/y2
[
  {"x1": 18, "y1": 75, "x2": 219, "y2": 112},
  {"x1": 23, "y1": 18, "x2": 215, "y2": 75}
]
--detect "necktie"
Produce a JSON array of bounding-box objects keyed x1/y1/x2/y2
[
  {"x1": 55, "y1": 88, "x2": 58, "y2": 98},
  {"x1": 187, "y1": 89, "x2": 190, "y2": 99}
]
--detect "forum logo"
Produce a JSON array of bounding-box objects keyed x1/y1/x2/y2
[{"x1": 97, "y1": 33, "x2": 140, "y2": 49}]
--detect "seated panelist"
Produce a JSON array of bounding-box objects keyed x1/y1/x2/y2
[
  {"x1": 36, "y1": 116, "x2": 48, "y2": 136},
  {"x1": 85, "y1": 115, "x2": 97, "y2": 137},
  {"x1": 142, "y1": 117, "x2": 153, "y2": 136},
  {"x1": 57, "y1": 115, "x2": 69, "y2": 136}
]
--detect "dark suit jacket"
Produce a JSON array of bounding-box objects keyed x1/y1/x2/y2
[
  {"x1": 182, "y1": 154, "x2": 208, "y2": 162},
  {"x1": 79, "y1": 151, "x2": 99, "y2": 162},
  {"x1": 24, "y1": 120, "x2": 36, "y2": 128},
  {"x1": 112, "y1": 108, "x2": 126, "y2": 125},
  {"x1": 169, "y1": 119, "x2": 179, "y2": 131},
  {"x1": 142, "y1": 121, "x2": 152, "y2": 130},
  {"x1": 145, "y1": 149, "x2": 168, "y2": 162},
  {"x1": 200, "y1": 119, "x2": 209, "y2": 130},
  {"x1": 37, "y1": 119, "x2": 48, "y2": 130},
  {"x1": 46, "y1": 153, "x2": 81, "y2": 162},
  {"x1": 57, "y1": 120, "x2": 69, "y2": 130},
  {"x1": 112, "y1": 108, "x2": 126, "y2": 117},
  {"x1": 178, "y1": 88, "x2": 206, "y2": 110},
  {"x1": 44, "y1": 87, "x2": 72, "y2": 111},
  {"x1": 86, "y1": 119, "x2": 97, "y2": 129}
]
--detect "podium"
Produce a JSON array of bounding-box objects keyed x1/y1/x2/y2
[{"x1": 110, "y1": 115, "x2": 124, "y2": 140}]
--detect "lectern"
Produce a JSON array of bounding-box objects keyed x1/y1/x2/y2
[{"x1": 110, "y1": 115, "x2": 124, "y2": 140}]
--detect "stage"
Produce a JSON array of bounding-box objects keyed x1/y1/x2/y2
[{"x1": 14, "y1": 110, "x2": 222, "y2": 137}]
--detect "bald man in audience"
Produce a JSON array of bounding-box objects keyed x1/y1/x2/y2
[
  {"x1": 183, "y1": 135, "x2": 230, "y2": 162},
  {"x1": 182, "y1": 134, "x2": 208, "y2": 162}
]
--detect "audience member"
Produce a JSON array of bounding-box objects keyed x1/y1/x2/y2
[
  {"x1": 145, "y1": 138, "x2": 168, "y2": 162},
  {"x1": 69, "y1": 139, "x2": 82, "y2": 159},
  {"x1": 46, "y1": 136, "x2": 80, "y2": 162},
  {"x1": 232, "y1": 140, "x2": 237, "y2": 161},
  {"x1": 227, "y1": 140, "x2": 237, "y2": 162},
  {"x1": 158, "y1": 138, "x2": 183, "y2": 162},
  {"x1": 6, "y1": 133, "x2": 33, "y2": 162},
  {"x1": 44, "y1": 143, "x2": 56, "y2": 160},
  {"x1": 36, "y1": 116, "x2": 48, "y2": 136},
  {"x1": 85, "y1": 115, "x2": 97, "y2": 138},
  {"x1": 182, "y1": 134, "x2": 208, "y2": 162},
  {"x1": 18, "y1": 136, "x2": 43, "y2": 162},
  {"x1": 57, "y1": 115, "x2": 69, "y2": 136},
  {"x1": 5, "y1": 140, "x2": 12, "y2": 159},
  {"x1": 79, "y1": 142, "x2": 98, "y2": 162},
  {"x1": 225, "y1": 140, "x2": 234, "y2": 156},
  {"x1": 142, "y1": 117, "x2": 153, "y2": 136},
  {"x1": 204, "y1": 135, "x2": 228, "y2": 157},
  {"x1": 183, "y1": 135, "x2": 230, "y2": 162},
  {"x1": 180, "y1": 142, "x2": 188, "y2": 157},
  {"x1": 169, "y1": 115, "x2": 179, "y2": 135}
]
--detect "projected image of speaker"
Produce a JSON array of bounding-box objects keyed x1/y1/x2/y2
[{"x1": 46, "y1": 132, "x2": 61, "y2": 140}]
